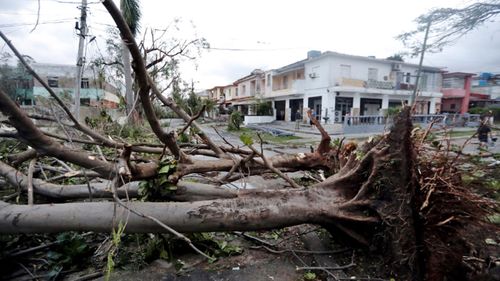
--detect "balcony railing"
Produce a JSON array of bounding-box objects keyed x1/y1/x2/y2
[
  {"x1": 339, "y1": 78, "x2": 422, "y2": 91},
  {"x1": 269, "y1": 79, "x2": 305, "y2": 97}
]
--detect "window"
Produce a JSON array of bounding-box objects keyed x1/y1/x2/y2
[
  {"x1": 235, "y1": 87, "x2": 239, "y2": 96},
  {"x1": 48, "y1": 76, "x2": 58, "y2": 88},
  {"x1": 80, "y1": 98, "x2": 91, "y2": 106},
  {"x1": 450, "y1": 104, "x2": 456, "y2": 110},
  {"x1": 242, "y1": 85, "x2": 246, "y2": 95},
  {"x1": 81, "y1": 78, "x2": 90, "y2": 89},
  {"x1": 283, "y1": 75, "x2": 288, "y2": 89},
  {"x1": 405, "y1": 72, "x2": 411, "y2": 83},
  {"x1": 17, "y1": 79, "x2": 31, "y2": 89},
  {"x1": 368, "y1": 68, "x2": 378, "y2": 81},
  {"x1": 340, "y1": 65, "x2": 351, "y2": 78},
  {"x1": 267, "y1": 74, "x2": 271, "y2": 86}
]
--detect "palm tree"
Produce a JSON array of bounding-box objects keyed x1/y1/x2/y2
[{"x1": 120, "y1": 0, "x2": 141, "y2": 123}]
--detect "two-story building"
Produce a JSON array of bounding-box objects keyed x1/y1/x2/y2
[
  {"x1": 225, "y1": 69, "x2": 266, "y2": 115},
  {"x1": 281, "y1": 51, "x2": 442, "y2": 123},
  {"x1": 440, "y1": 72, "x2": 475, "y2": 113},
  {"x1": 204, "y1": 50, "x2": 444, "y2": 123},
  {"x1": 19, "y1": 63, "x2": 120, "y2": 108},
  {"x1": 263, "y1": 59, "x2": 306, "y2": 121},
  {"x1": 472, "y1": 72, "x2": 500, "y2": 103}
]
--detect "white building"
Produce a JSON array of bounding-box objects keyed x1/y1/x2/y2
[
  {"x1": 266, "y1": 51, "x2": 442, "y2": 123},
  {"x1": 205, "y1": 50, "x2": 443, "y2": 123}
]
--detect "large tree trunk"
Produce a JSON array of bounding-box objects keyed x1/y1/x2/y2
[
  {"x1": 0, "y1": 108, "x2": 422, "y2": 278},
  {"x1": 122, "y1": 43, "x2": 138, "y2": 124}
]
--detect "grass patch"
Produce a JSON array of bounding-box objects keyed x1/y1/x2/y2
[
  {"x1": 259, "y1": 133, "x2": 302, "y2": 144},
  {"x1": 229, "y1": 127, "x2": 302, "y2": 145}
]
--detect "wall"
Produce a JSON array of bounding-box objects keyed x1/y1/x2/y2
[
  {"x1": 473, "y1": 85, "x2": 500, "y2": 99},
  {"x1": 243, "y1": 115, "x2": 274, "y2": 125}
]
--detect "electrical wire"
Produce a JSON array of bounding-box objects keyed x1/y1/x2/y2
[{"x1": 0, "y1": 19, "x2": 74, "y2": 28}]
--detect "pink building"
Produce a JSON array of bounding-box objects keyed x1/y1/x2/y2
[{"x1": 441, "y1": 72, "x2": 474, "y2": 113}]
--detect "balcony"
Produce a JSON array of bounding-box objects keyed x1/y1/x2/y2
[
  {"x1": 338, "y1": 78, "x2": 419, "y2": 91},
  {"x1": 268, "y1": 79, "x2": 305, "y2": 98}
]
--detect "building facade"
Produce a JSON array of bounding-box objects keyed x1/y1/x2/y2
[
  {"x1": 15, "y1": 63, "x2": 120, "y2": 108},
  {"x1": 203, "y1": 50, "x2": 444, "y2": 123},
  {"x1": 224, "y1": 69, "x2": 266, "y2": 115}
]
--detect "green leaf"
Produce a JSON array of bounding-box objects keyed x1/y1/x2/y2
[
  {"x1": 159, "y1": 165, "x2": 171, "y2": 174},
  {"x1": 240, "y1": 133, "x2": 254, "y2": 146},
  {"x1": 158, "y1": 176, "x2": 169, "y2": 186},
  {"x1": 304, "y1": 272, "x2": 316, "y2": 280}
]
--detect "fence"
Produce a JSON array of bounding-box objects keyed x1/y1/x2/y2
[{"x1": 343, "y1": 113, "x2": 481, "y2": 134}]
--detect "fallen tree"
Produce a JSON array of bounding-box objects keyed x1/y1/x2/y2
[{"x1": 0, "y1": 1, "x2": 498, "y2": 280}]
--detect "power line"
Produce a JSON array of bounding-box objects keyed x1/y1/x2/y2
[{"x1": 0, "y1": 19, "x2": 74, "y2": 28}]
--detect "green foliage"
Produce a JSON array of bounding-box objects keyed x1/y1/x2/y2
[
  {"x1": 239, "y1": 133, "x2": 254, "y2": 146},
  {"x1": 138, "y1": 157, "x2": 177, "y2": 200},
  {"x1": 228, "y1": 110, "x2": 243, "y2": 131},
  {"x1": 190, "y1": 232, "x2": 243, "y2": 258},
  {"x1": 303, "y1": 272, "x2": 317, "y2": 280},
  {"x1": 186, "y1": 91, "x2": 202, "y2": 115},
  {"x1": 85, "y1": 110, "x2": 113, "y2": 130},
  {"x1": 487, "y1": 213, "x2": 500, "y2": 225},
  {"x1": 385, "y1": 106, "x2": 402, "y2": 117},
  {"x1": 386, "y1": 53, "x2": 405, "y2": 62},
  {"x1": 105, "y1": 221, "x2": 126, "y2": 281},
  {"x1": 330, "y1": 138, "x2": 343, "y2": 149},
  {"x1": 45, "y1": 232, "x2": 91, "y2": 280},
  {"x1": 254, "y1": 100, "x2": 273, "y2": 116},
  {"x1": 177, "y1": 132, "x2": 190, "y2": 143},
  {"x1": 120, "y1": 0, "x2": 142, "y2": 36},
  {"x1": 153, "y1": 102, "x2": 170, "y2": 119},
  {"x1": 469, "y1": 106, "x2": 500, "y2": 120}
]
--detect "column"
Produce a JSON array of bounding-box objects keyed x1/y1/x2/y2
[
  {"x1": 272, "y1": 100, "x2": 277, "y2": 120},
  {"x1": 322, "y1": 92, "x2": 335, "y2": 124},
  {"x1": 302, "y1": 96, "x2": 308, "y2": 122},
  {"x1": 352, "y1": 93, "x2": 361, "y2": 116},
  {"x1": 429, "y1": 97, "x2": 438, "y2": 114},
  {"x1": 380, "y1": 94, "x2": 389, "y2": 116},
  {"x1": 285, "y1": 99, "x2": 291, "y2": 121}
]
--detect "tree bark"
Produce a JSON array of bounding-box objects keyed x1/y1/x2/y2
[{"x1": 122, "y1": 42, "x2": 136, "y2": 124}]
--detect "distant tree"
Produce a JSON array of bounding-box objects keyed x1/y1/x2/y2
[
  {"x1": 203, "y1": 98, "x2": 216, "y2": 118},
  {"x1": 0, "y1": 53, "x2": 16, "y2": 100},
  {"x1": 397, "y1": 0, "x2": 500, "y2": 56},
  {"x1": 386, "y1": 54, "x2": 405, "y2": 62}
]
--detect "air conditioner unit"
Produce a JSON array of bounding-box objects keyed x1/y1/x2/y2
[
  {"x1": 392, "y1": 63, "x2": 401, "y2": 71},
  {"x1": 309, "y1": 72, "x2": 318, "y2": 79},
  {"x1": 334, "y1": 111, "x2": 341, "y2": 123}
]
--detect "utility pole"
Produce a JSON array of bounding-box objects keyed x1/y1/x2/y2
[
  {"x1": 74, "y1": 0, "x2": 87, "y2": 121},
  {"x1": 410, "y1": 20, "x2": 431, "y2": 107}
]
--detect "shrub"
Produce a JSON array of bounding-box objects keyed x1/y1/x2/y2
[
  {"x1": 228, "y1": 111, "x2": 243, "y2": 131},
  {"x1": 255, "y1": 101, "x2": 273, "y2": 116}
]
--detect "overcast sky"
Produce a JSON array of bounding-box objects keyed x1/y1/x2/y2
[{"x1": 1, "y1": 0, "x2": 499, "y2": 90}]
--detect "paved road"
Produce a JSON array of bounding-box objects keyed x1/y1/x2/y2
[{"x1": 192, "y1": 120, "x2": 499, "y2": 157}]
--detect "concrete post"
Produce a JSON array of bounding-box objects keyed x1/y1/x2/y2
[
  {"x1": 352, "y1": 93, "x2": 361, "y2": 116},
  {"x1": 380, "y1": 94, "x2": 389, "y2": 116},
  {"x1": 429, "y1": 97, "x2": 438, "y2": 114},
  {"x1": 285, "y1": 99, "x2": 291, "y2": 121}
]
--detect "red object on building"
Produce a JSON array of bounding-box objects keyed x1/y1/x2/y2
[{"x1": 441, "y1": 72, "x2": 475, "y2": 113}]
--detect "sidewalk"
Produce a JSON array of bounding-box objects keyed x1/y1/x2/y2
[{"x1": 267, "y1": 121, "x2": 383, "y2": 140}]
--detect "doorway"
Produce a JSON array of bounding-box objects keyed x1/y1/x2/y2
[
  {"x1": 290, "y1": 99, "x2": 303, "y2": 121},
  {"x1": 308, "y1": 97, "x2": 322, "y2": 120},
  {"x1": 274, "y1": 100, "x2": 285, "y2": 121}
]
